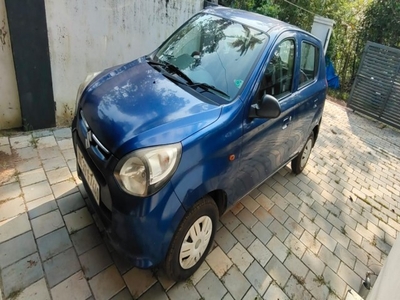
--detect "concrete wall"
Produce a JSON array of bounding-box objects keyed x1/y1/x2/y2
[
  {"x1": 44, "y1": 0, "x2": 203, "y2": 126},
  {"x1": 0, "y1": 0, "x2": 21, "y2": 130}
]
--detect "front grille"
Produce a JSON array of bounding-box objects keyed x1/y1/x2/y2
[{"x1": 80, "y1": 110, "x2": 111, "y2": 158}]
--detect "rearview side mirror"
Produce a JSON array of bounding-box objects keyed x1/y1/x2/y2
[{"x1": 249, "y1": 94, "x2": 281, "y2": 119}]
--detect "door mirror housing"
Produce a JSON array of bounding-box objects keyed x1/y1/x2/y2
[{"x1": 249, "y1": 94, "x2": 282, "y2": 118}]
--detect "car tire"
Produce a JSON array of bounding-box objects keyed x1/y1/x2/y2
[
  {"x1": 164, "y1": 196, "x2": 218, "y2": 281},
  {"x1": 291, "y1": 131, "x2": 314, "y2": 175}
]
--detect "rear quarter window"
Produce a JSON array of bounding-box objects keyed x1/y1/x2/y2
[{"x1": 299, "y1": 42, "x2": 319, "y2": 88}]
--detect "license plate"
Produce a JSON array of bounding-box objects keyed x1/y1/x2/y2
[{"x1": 77, "y1": 147, "x2": 100, "y2": 205}]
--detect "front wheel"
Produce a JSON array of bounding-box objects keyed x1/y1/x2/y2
[
  {"x1": 164, "y1": 196, "x2": 218, "y2": 281},
  {"x1": 291, "y1": 132, "x2": 314, "y2": 174}
]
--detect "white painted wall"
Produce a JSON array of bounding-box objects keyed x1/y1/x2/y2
[
  {"x1": 0, "y1": 0, "x2": 21, "y2": 130},
  {"x1": 44, "y1": 0, "x2": 204, "y2": 125}
]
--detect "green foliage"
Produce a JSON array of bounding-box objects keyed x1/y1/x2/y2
[
  {"x1": 360, "y1": 0, "x2": 400, "y2": 48},
  {"x1": 217, "y1": 0, "x2": 385, "y2": 99}
]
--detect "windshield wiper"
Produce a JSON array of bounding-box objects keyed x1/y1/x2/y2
[
  {"x1": 191, "y1": 82, "x2": 230, "y2": 99},
  {"x1": 147, "y1": 60, "x2": 194, "y2": 85}
]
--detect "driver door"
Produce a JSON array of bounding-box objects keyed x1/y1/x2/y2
[{"x1": 233, "y1": 34, "x2": 299, "y2": 201}]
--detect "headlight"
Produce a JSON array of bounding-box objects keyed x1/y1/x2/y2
[
  {"x1": 114, "y1": 143, "x2": 182, "y2": 197},
  {"x1": 75, "y1": 72, "x2": 101, "y2": 115}
]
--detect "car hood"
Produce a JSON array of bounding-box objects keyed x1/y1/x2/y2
[{"x1": 80, "y1": 58, "x2": 222, "y2": 158}]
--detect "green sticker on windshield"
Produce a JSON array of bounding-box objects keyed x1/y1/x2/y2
[{"x1": 234, "y1": 79, "x2": 244, "y2": 89}]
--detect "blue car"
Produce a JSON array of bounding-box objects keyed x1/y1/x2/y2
[{"x1": 72, "y1": 6, "x2": 327, "y2": 280}]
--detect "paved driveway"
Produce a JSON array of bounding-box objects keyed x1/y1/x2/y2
[{"x1": 0, "y1": 100, "x2": 399, "y2": 300}]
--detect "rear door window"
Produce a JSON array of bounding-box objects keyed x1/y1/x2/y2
[{"x1": 299, "y1": 42, "x2": 319, "y2": 87}]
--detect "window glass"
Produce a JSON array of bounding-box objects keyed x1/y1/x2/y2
[
  {"x1": 155, "y1": 14, "x2": 269, "y2": 102},
  {"x1": 257, "y1": 39, "x2": 295, "y2": 100},
  {"x1": 300, "y1": 42, "x2": 319, "y2": 86}
]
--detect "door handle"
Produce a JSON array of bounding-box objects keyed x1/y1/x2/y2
[
  {"x1": 283, "y1": 116, "x2": 292, "y2": 123},
  {"x1": 282, "y1": 116, "x2": 291, "y2": 130},
  {"x1": 313, "y1": 99, "x2": 318, "y2": 108}
]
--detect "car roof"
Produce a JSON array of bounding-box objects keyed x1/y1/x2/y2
[{"x1": 203, "y1": 6, "x2": 309, "y2": 36}]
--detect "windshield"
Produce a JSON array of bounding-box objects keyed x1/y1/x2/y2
[{"x1": 155, "y1": 14, "x2": 269, "y2": 101}]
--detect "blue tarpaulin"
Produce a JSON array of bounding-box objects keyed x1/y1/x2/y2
[{"x1": 326, "y1": 57, "x2": 340, "y2": 89}]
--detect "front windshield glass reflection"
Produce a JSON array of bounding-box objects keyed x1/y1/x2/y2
[{"x1": 155, "y1": 14, "x2": 269, "y2": 101}]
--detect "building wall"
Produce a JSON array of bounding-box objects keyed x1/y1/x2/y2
[
  {"x1": 0, "y1": 0, "x2": 21, "y2": 129},
  {"x1": 44, "y1": 0, "x2": 203, "y2": 125}
]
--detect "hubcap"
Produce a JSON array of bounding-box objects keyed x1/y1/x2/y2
[
  {"x1": 179, "y1": 216, "x2": 213, "y2": 269},
  {"x1": 300, "y1": 138, "x2": 313, "y2": 169}
]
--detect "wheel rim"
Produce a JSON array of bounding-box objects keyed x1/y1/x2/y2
[
  {"x1": 300, "y1": 138, "x2": 313, "y2": 169},
  {"x1": 179, "y1": 216, "x2": 213, "y2": 269}
]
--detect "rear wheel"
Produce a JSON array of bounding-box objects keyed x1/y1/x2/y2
[
  {"x1": 164, "y1": 196, "x2": 218, "y2": 281},
  {"x1": 291, "y1": 132, "x2": 314, "y2": 174}
]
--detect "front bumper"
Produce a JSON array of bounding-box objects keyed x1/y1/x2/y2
[{"x1": 72, "y1": 120, "x2": 185, "y2": 268}]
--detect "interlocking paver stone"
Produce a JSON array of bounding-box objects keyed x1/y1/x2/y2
[
  {"x1": 167, "y1": 281, "x2": 200, "y2": 300},
  {"x1": 241, "y1": 287, "x2": 259, "y2": 300},
  {"x1": 323, "y1": 266, "x2": 347, "y2": 298},
  {"x1": 188, "y1": 261, "x2": 209, "y2": 285},
  {"x1": 232, "y1": 224, "x2": 256, "y2": 248},
  {"x1": 248, "y1": 239, "x2": 272, "y2": 267},
  {"x1": 338, "y1": 262, "x2": 361, "y2": 291},
  {"x1": 302, "y1": 249, "x2": 325, "y2": 276},
  {"x1": 26, "y1": 194, "x2": 57, "y2": 219},
  {"x1": 284, "y1": 275, "x2": 313, "y2": 300},
  {"x1": 196, "y1": 270, "x2": 227, "y2": 300},
  {"x1": 0, "y1": 196, "x2": 25, "y2": 221},
  {"x1": 22, "y1": 180, "x2": 52, "y2": 202},
  {"x1": 237, "y1": 207, "x2": 258, "y2": 229},
  {"x1": 268, "y1": 219, "x2": 290, "y2": 242},
  {"x1": 264, "y1": 283, "x2": 290, "y2": 300},
  {"x1": 222, "y1": 266, "x2": 251, "y2": 300},
  {"x1": 0, "y1": 101, "x2": 400, "y2": 300},
  {"x1": 139, "y1": 283, "x2": 167, "y2": 300},
  {"x1": 284, "y1": 233, "x2": 307, "y2": 258},
  {"x1": 90, "y1": 265, "x2": 125, "y2": 300},
  {"x1": 37, "y1": 227, "x2": 72, "y2": 261},
  {"x1": 267, "y1": 236, "x2": 288, "y2": 262},
  {"x1": 304, "y1": 271, "x2": 330, "y2": 300},
  {"x1": 318, "y1": 245, "x2": 340, "y2": 272},
  {"x1": 123, "y1": 268, "x2": 157, "y2": 298},
  {"x1": 79, "y1": 244, "x2": 113, "y2": 279},
  {"x1": 284, "y1": 252, "x2": 309, "y2": 278},
  {"x1": 251, "y1": 221, "x2": 273, "y2": 244},
  {"x1": 206, "y1": 246, "x2": 233, "y2": 278},
  {"x1": 50, "y1": 271, "x2": 92, "y2": 300},
  {"x1": 227, "y1": 242, "x2": 254, "y2": 273},
  {"x1": 42, "y1": 156, "x2": 67, "y2": 172},
  {"x1": 17, "y1": 278, "x2": 51, "y2": 300},
  {"x1": 1, "y1": 252, "x2": 44, "y2": 298},
  {"x1": 0, "y1": 213, "x2": 31, "y2": 243},
  {"x1": 19, "y1": 168, "x2": 47, "y2": 187},
  {"x1": 265, "y1": 256, "x2": 291, "y2": 288},
  {"x1": 215, "y1": 226, "x2": 238, "y2": 253},
  {"x1": 0, "y1": 182, "x2": 22, "y2": 201},
  {"x1": 64, "y1": 207, "x2": 93, "y2": 233},
  {"x1": 51, "y1": 180, "x2": 79, "y2": 198},
  {"x1": 43, "y1": 247, "x2": 81, "y2": 287},
  {"x1": 57, "y1": 192, "x2": 86, "y2": 215},
  {"x1": 241, "y1": 195, "x2": 260, "y2": 213},
  {"x1": 220, "y1": 211, "x2": 241, "y2": 232},
  {"x1": 112, "y1": 288, "x2": 134, "y2": 300},
  {"x1": 0, "y1": 231, "x2": 36, "y2": 269},
  {"x1": 31, "y1": 210, "x2": 64, "y2": 238},
  {"x1": 47, "y1": 167, "x2": 72, "y2": 185},
  {"x1": 244, "y1": 260, "x2": 272, "y2": 295}
]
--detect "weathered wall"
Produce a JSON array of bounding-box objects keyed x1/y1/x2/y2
[
  {"x1": 44, "y1": 0, "x2": 203, "y2": 125},
  {"x1": 0, "y1": 0, "x2": 21, "y2": 129}
]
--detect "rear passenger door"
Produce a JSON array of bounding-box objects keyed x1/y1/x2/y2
[{"x1": 290, "y1": 35, "x2": 323, "y2": 155}]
